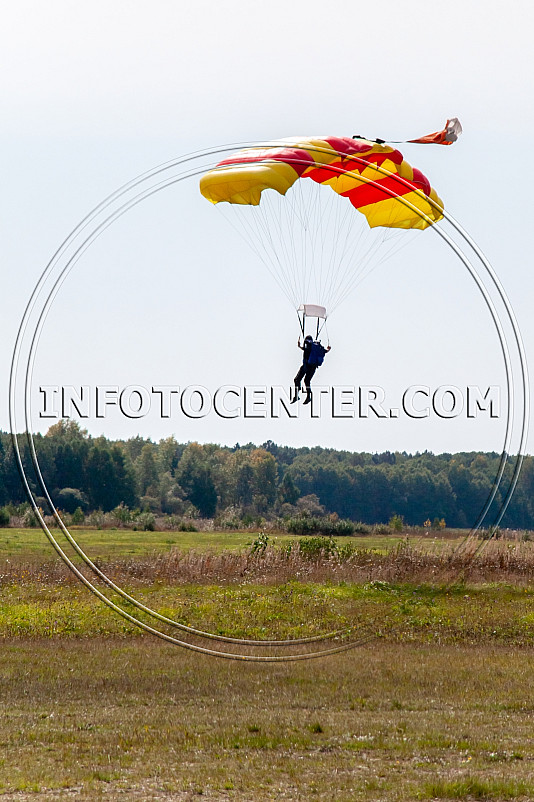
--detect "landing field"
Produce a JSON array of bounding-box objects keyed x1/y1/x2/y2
[
  {"x1": 1, "y1": 528, "x2": 533, "y2": 800},
  {"x1": 1, "y1": 640, "x2": 534, "y2": 801},
  {"x1": 0, "y1": 526, "x2": 467, "y2": 561}
]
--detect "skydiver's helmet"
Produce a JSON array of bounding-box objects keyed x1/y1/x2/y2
[{"x1": 304, "y1": 335, "x2": 313, "y2": 343}]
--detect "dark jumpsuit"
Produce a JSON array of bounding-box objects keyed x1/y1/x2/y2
[{"x1": 294, "y1": 339, "x2": 317, "y2": 391}]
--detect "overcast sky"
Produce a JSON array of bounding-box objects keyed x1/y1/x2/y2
[{"x1": 2, "y1": 0, "x2": 533, "y2": 457}]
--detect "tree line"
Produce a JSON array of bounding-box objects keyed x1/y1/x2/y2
[{"x1": 1, "y1": 421, "x2": 533, "y2": 529}]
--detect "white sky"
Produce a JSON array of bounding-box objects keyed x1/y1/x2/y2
[{"x1": 2, "y1": 0, "x2": 533, "y2": 456}]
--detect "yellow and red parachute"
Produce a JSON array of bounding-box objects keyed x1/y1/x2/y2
[
  {"x1": 201, "y1": 136, "x2": 443, "y2": 230},
  {"x1": 200, "y1": 131, "x2": 456, "y2": 319}
]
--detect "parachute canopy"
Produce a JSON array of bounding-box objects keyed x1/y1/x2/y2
[
  {"x1": 199, "y1": 136, "x2": 445, "y2": 316},
  {"x1": 200, "y1": 136, "x2": 444, "y2": 231}
]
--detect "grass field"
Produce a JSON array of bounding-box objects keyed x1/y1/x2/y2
[
  {"x1": 1, "y1": 527, "x2": 533, "y2": 800},
  {"x1": 0, "y1": 527, "x2": 413, "y2": 560},
  {"x1": 1, "y1": 641, "x2": 534, "y2": 801}
]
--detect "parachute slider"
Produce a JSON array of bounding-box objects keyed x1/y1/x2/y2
[
  {"x1": 298, "y1": 303, "x2": 327, "y2": 319},
  {"x1": 298, "y1": 304, "x2": 327, "y2": 339}
]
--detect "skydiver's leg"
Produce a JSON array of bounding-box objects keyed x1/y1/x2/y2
[
  {"x1": 294, "y1": 365, "x2": 306, "y2": 386},
  {"x1": 304, "y1": 366, "x2": 317, "y2": 389},
  {"x1": 291, "y1": 364, "x2": 306, "y2": 403},
  {"x1": 302, "y1": 366, "x2": 317, "y2": 405}
]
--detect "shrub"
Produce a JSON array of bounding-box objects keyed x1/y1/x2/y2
[
  {"x1": 336, "y1": 542, "x2": 357, "y2": 561},
  {"x1": 35, "y1": 497, "x2": 51, "y2": 514},
  {"x1": 296, "y1": 494, "x2": 325, "y2": 517},
  {"x1": 23, "y1": 508, "x2": 40, "y2": 528},
  {"x1": 139, "y1": 496, "x2": 160, "y2": 513},
  {"x1": 389, "y1": 514, "x2": 403, "y2": 532},
  {"x1": 111, "y1": 503, "x2": 131, "y2": 526},
  {"x1": 332, "y1": 519, "x2": 357, "y2": 535},
  {"x1": 350, "y1": 521, "x2": 372, "y2": 535},
  {"x1": 167, "y1": 515, "x2": 197, "y2": 531},
  {"x1": 286, "y1": 516, "x2": 355, "y2": 536},
  {"x1": 88, "y1": 510, "x2": 105, "y2": 529},
  {"x1": 373, "y1": 523, "x2": 392, "y2": 535},
  {"x1": 481, "y1": 526, "x2": 501, "y2": 540},
  {"x1": 56, "y1": 487, "x2": 88, "y2": 513},
  {"x1": 137, "y1": 512, "x2": 156, "y2": 531},
  {"x1": 222, "y1": 517, "x2": 241, "y2": 530},
  {"x1": 389, "y1": 514, "x2": 404, "y2": 532},
  {"x1": 215, "y1": 505, "x2": 243, "y2": 530},
  {"x1": 71, "y1": 506, "x2": 85, "y2": 525},
  {"x1": 287, "y1": 517, "x2": 316, "y2": 535},
  {"x1": 0, "y1": 507, "x2": 10, "y2": 526},
  {"x1": 297, "y1": 536, "x2": 338, "y2": 560},
  {"x1": 178, "y1": 521, "x2": 198, "y2": 532},
  {"x1": 250, "y1": 532, "x2": 270, "y2": 554}
]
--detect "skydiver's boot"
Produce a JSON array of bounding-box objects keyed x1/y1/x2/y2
[
  {"x1": 303, "y1": 389, "x2": 312, "y2": 405},
  {"x1": 290, "y1": 385, "x2": 300, "y2": 404}
]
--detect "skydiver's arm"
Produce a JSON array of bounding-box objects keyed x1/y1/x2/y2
[{"x1": 298, "y1": 338, "x2": 303, "y2": 350}]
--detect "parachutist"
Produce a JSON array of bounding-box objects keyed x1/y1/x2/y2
[{"x1": 291, "y1": 335, "x2": 331, "y2": 404}]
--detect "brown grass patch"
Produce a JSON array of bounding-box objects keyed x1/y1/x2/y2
[{"x1": 3, "y1": 537, "x2": 534, "y2": 587}]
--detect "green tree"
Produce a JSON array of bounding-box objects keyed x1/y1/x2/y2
[
  {"x1": 176, "y1": 443, "x2": 218, "y2": 518},
  {"x1": 135, "y1": 444, "x2": 159, "y2": 497},
  {"x1": 86, "y1": 442, "x2": 137, "y2": 511},
  {"x1": 56, "y1": 487, "x2": 88, "y2": 513},
  {"x1": 278, "y1": 472, "x2": 300, "y2": 506}
]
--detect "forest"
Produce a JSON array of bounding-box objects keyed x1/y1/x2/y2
[{"x1": 1, "y1": 421, "x2": 533, "y2": 529}]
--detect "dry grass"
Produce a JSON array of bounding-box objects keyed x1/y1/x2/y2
[
  {"x1": 121, "y1": 536, "x2": 534, "y2": 585},
  {"x1": 2, "y1": 536, "x2": 534, "y2": 587}
]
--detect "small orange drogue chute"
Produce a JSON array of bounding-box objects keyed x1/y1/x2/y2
[{"x1": 408, "y1": 118, "x2": 463, "y2": 145}]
